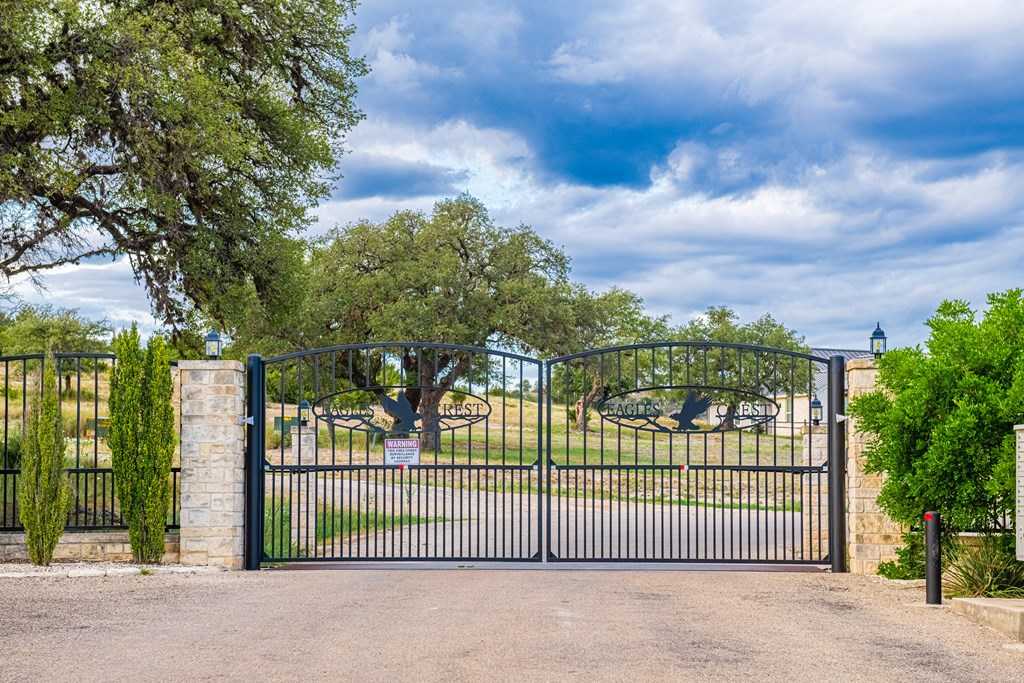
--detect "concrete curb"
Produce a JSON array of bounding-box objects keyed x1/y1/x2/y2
[
  {"x1": 950, "y1": 597, "x2": 1024, "y2": 642},
  {"x1": 0, "y1": 564, "x2": 227, "y2": 579}
]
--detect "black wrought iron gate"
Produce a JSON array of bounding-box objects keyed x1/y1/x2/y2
[
  {"x1": 246, "y1": 343, "x2": 544, "y2": 564},
  {"x1": 545, "y1": 343, "x2": 843, "y2": 567},
  {"x1": 244, "y1": 342, "x2": 845, "y2": 568}
]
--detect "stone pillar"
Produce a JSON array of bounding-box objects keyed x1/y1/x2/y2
[
  {"x1": 289, "y1": 425, "x2": 316, "y2": 465},
  {"x1": 178, "y1": 360, "x2": 246, "y2": 569},
  {"x1": 801, "y1": 427, "x2": 829, "y2": 559},
  {"x1": 846, "y1": 358, "x2": 904, "y2": 574},
  {"x1": 1016, "y1": 425, "x2": 1023, "y2": 561}
]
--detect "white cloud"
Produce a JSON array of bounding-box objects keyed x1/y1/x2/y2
[
  {"x1": 362, "y1": 17, "x2": 461, "y2": 93},
  {"x1": 8, "y1": 258, "x2": 159, "y2": 334},
  {"x1": 451, "y1": 5, "x2": 523, "y2": 53},
  {"x1": 547, "y1": 0, "x2": 1024, "y2": 120},
  {"x1": 16, "y1": 1, "x2": 1024, "y2": 353},
  {"x1": 323, "y1": 115, "x2": 1024, "y2": 348}
]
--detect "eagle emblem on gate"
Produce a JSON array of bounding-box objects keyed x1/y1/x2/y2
[
  {"x1": 379, "y1": 393, "x2": 422, "y2": 432},
  {"x1": 668, "y1": 391, "x2": 713, "y2": 432}
]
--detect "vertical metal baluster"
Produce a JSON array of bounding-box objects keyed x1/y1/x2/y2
[
  {"x1": 703, "y1": 348, "x2": 709, "y2": 560},
  {"x1": 598, "y1": 353, "x2": 605, "y2": 559},
  {"x1": 616, "y1": 350, "x2": 622, "y2": 559},
  {"x1": 2, "y1": 359, "x2": 8, "y2": 528},
  {"x1": 75, "y1": 357, "x2": 83, "y2": 525}
]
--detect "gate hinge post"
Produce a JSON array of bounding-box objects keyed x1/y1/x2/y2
[{"x1": 244, "y1": 353, "x2": 265, "y2": 571}]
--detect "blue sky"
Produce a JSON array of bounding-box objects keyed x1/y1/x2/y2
[{"x1": 14, "y1": 0, "x2": 1024, "y2": 348}]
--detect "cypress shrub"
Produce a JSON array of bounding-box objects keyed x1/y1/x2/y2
[
  {"x1": 18, "y1": 352, "x2": 72, "y2": 566},
  {"x1": 110, "y1": 325, "x2": 176, "y2": 563}
]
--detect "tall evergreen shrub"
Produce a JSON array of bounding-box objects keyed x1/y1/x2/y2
[
  {"x1": 110, "y1": 325, "x2": 176, "y2": 563},
  {"x1": 18, "y1": 352, "x2": 72, "y2": 565}
]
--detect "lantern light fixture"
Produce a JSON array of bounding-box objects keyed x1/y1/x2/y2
[
  {"x1": 870, "y1": 322, "x2": 887, "y2": 359},
  {"x1": 299, "y1": 400, "x2": 311, "y2": 426},
  {"x1": 810, "y1": 395, "x2": 823, "y2": 426},
  {"x1": 204, "y1": 330, "x2": 222, "y2": 359}
]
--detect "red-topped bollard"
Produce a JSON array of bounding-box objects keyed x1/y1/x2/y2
[{"x1": 924, "y1": 511, "x2": 942, "y2": 605}]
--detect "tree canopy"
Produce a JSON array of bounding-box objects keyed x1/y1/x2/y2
[
  {"x1": 222, "y1": 195, "x2": 659, "y2": 359},
  {"x1": 0, "y1": 304, "x2": 110, "y2": 354},
  {"x1": 674, "y1": 306, "x2": 809, "y2": 428},
  {"x1": 217, "y1": 195, "x2": 672, "y2": 443},
  {"x1": 1, "y1": 0, "x2": 367, "y2": 325},
  {"x1": 850, "y1": 290, "x2": 1024, "y2": 533},
  {"x1": 676, "y1": 306, "x2": 806, "y2": 352}
]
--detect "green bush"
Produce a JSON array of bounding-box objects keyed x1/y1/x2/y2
[
  {"x1": 110, "y1": 326, "x2": 176, "y2": 563},
  {"x1": 266, "y1": 427, "x2": 292, "y2": 451},
  {"x1": 849, "y1": 290, "x2": 1023, "y2": 535},
  {"x1": 945, "y1": 535, "x2": 1024, "y2": 598},
  {"x1": 17, "y1": 353, "x2": 72, "y2": 566},
  {"x1": 877, "y1": 531, "x2": 927, "y2": 580}
]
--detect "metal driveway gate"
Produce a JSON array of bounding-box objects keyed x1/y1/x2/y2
[
  {"x1": 244, "y1": 341, "x2": 845, "y2": 568},
  {"x1": 544, "y1": 342, "x2": 844, "y2": 567},
  {"x1": 246, "y1": 343, "x2": 544, "y2": 565}
]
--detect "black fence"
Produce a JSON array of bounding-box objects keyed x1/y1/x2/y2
[{"x1": 0, "y1": 352, "x2": 181, "y2": 532}]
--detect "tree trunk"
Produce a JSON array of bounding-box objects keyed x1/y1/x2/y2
[
  {"x1": 575, "y1": 380, "x2": 607, "y2": 432},
  {"x1": 417, "y1": 390, "x2": 443, "y2": 451},
  {"x1": 720, "y1": 403, "x2": 737, "y2": 431},
  {"x1": 397, "y1": 351, "x2": 472, "y2": 450}
]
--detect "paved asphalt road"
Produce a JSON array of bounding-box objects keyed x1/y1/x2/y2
[{"x1": 1, "y1": 568, "x2": 1021, "y2": 681}]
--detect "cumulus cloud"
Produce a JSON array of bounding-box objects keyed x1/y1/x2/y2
[
  {"x1": 321, "y1": 114, "x2": 1024, "y2": 347},
  {"x1": 8, "y1": 258, "x2": 159, "y2": 335},
  {"x1": 19, "y1": 1, "x2": 1024, "y2": 351}
]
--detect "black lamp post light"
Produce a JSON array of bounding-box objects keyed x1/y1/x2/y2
[
  {"x1": 299, "y1": 400, "x2": 311, "y2": 426},
  {"x1": 204, "y1": 330, "x2": 223, "y2": 359},
  {"x1": 870, "y1": 322, "x2": 887, "y2": 358},
  {"x1": 810, "y1": 395, "x2": 823, "y2": 426}
]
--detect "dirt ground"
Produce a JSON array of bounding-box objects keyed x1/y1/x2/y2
[{"x1": 0, "y1": 567, "x2": 1021, "y2": 682}]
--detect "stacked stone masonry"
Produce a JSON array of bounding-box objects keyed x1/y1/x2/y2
[
  {"x1": 0, "y1": 531, "x2": 179, "y2": 563},
  {"x1": 845, "y1": 358, "x2": 904, "y2": 575},
  {"x1": 178, "y1": 360, "x2": 246, "y2": 570},
  {"x1": 801, "y1": 429, "x2": 828, "y2": 560}
]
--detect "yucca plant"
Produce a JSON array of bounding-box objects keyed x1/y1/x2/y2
[
  {"x1": 18, "y1": 352, "x2": 72, "y2": 566},
  {"x1": 944, "y1": 534, "x2": 1024, "y2": 598}
]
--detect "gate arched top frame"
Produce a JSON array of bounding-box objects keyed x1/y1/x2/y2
[
  {"x1": 264, "y1": 339, "x2": 826, "y2": 367},
  {"x1": 546, "y1": 340, "x2": 828, "y2": 366},
  {"x1": 264, "y1": 341, "x2": 541, "y2": 366}
]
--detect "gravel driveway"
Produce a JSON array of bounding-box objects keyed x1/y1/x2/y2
[{"x1": 0, "y1": 568, "x2": 1021, "y2": 681}]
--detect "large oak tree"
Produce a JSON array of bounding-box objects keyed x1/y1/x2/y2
[
  {"x1": 220, "y1": 195, "x2": 664, "y2": 445},
  {"x1": 1, "y1": 0, "x2": 367, "y2": 325}
]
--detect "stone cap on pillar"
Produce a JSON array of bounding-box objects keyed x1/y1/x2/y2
[
  {"x1": 846, "y1": 358, "x2": 877, "y2": 371},
  {"x1": 177, "y1": 359, "x2": 244, "y2": 371}
]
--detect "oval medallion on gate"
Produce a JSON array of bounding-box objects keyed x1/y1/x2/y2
[
  {"x1": 596, "y1": 385, "x2": 779, "y2": 434},
  {"x1": 312, "y1": 385, "x2": 491, "y2": 434}
]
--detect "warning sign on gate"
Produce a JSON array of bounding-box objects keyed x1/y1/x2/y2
[{"x1": 384, "y1": 438, "x2": 420, "y2": 466}]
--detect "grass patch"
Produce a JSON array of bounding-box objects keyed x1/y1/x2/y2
[{"x1": 262, "y1": 501, "x2": 443, "y2": 558}]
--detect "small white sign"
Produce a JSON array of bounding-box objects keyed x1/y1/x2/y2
[{"x1": 384, "y1": 438, "x2": 420, "y2": 466}]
